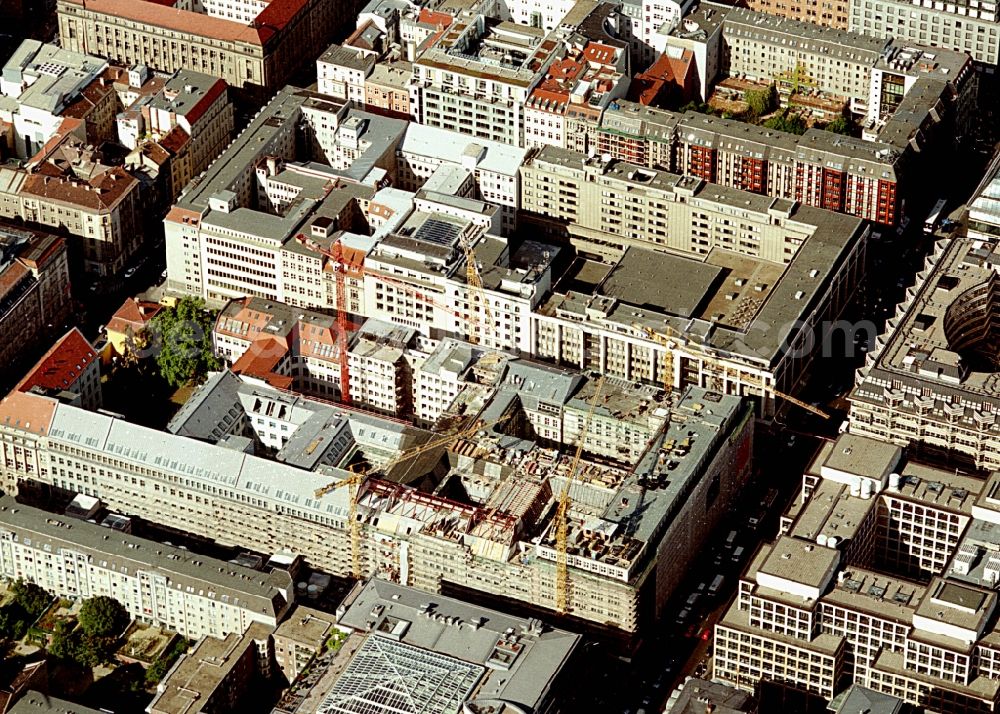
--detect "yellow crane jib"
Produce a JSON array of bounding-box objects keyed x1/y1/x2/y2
[{"x1": 556, "y1": 375, "x2": 606, "y2": 613}]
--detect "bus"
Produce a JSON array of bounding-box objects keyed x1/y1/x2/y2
[{"x1": 924, "y1": 198, "x2": 948, "y2": 233}]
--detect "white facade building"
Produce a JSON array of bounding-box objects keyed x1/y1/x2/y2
[
  {"x1": 397, "y1": 123, "x2": 526, "y2": 236},
  {"x1": 0, "y1": 496, "x2": 293, "y2": 640}
]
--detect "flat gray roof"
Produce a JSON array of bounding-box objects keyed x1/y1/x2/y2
[
  {"x1": 598, "y1": 247, "x2": 724, "y2": 318},
  {"x1": 758, "y1": 534, "x2": 841, "y2": 590},
  {"x1": 821, "y1": 433, "x2": 902, "y2": 482},
  {"x1": 9, "y1": 692, "x2": 105, "y2": 714},
  {"x1": 2, "y1": 40, "x2": 107, "y2": 114}
]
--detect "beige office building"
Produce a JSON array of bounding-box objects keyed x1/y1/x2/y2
[{"x1": 715, "y1": 433, "x2": 1000, "y2": 712}]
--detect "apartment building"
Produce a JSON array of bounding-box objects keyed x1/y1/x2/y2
[
  {"x1": 214, "y1": 296, "x2": 419, "y2": 416},
  {"x1": 214, "y1": 296, "x2": 346, "y2": 399},
  {"x1": 412, "y1": 338, "x2": 508, "y2": 425},
  {"x1": 746, "y1": 0, "x2": 851, "y2": 29},
  {"x1": 503, "y1": 0, "x2": 577, "y2": 30},
  {"x1": 297, "y1": 579, "x2": 579, "y2": 714},
  {"x1": 664, "y1": 0, "x2": 975, "y2": 145},
  {"x1": 7, "y1": 157, "x2": 143, "y2": 278},
  {"x1": 0, "y1": 228, "x2": 71, "y2": 379},
  {"x1": 163, "y1": 87, "x2": 396, "y2": 305},
  {"x1": 849, "y1": 0, "x2": 1000, "y2": 66},
  {"x1": 675, "y1": 3, "x2": 888, "y2": 113},
  {"x1": 15, "y1": 328, "x2": 101, "y2": 411},
  {"x1": 587, "y1": 102, "x2": 915, "y2": 225},
  {"x1": 0, "y1": 377, "x2": 751, "y2": 635},
  {"x1": 271, "y1": 605, "x2": 337, "y2": 682},
  {"x1": 413, "y1": 14, "x2": 555, "y2": 147},
  {"x1": 715, "y1": 433, "x2": 1000, "y2": 712},
  {"x1": 131, "y1": 70, "x2": 233, "y2": 200},
  {"x1": 620, "y1": 0, "x2": 696, "y2": 68},
  {"x1": 363, "y1": 61, "x2": 416, "y2": 121},
  {"x1": 520, "y1": 146, "x2": 870, "y2": 414},
  {"x1": 678, "y1": 115, "x2": 905, "y2": 225},
  {"x1": 316, "y1": 45, "x2": 376, "y2": 105},
  {"x1": 56, "y1": 0, "x2": 348, "y2": 104},
  {"x1": 582, "y1": 93, "x2": 978, "y2": 226},
  {"x1": 347, "y1": 319, "x2": 418, "y2": 416},
  {"x1": 848, "y1": 231, "x2": 1000, "y2": 471},
  {"x1": 523, "y1": 38, "x2": 630, "y2": 150},
  {"x1": 0, "y1": 496, "x2": 292, "y2": 640}
]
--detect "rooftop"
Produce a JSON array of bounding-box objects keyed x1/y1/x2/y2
[
  {"x1": 851, "y1": 235, "x2": 1000, "y2": 418},
  {"x1": 328, "y1": 579, "x2": 580, "y2": 713},
  {"x1": 1, "y1": 40, "x2": 107, "y2": 114},
  {"x1": 758, "y1": 534, "x2": 841, "y2": 592},
  {"x1": 8, "y1": 692, "x2": 105, "y2": 714},
  {"x1": 59, "y1": 0, "x2": 310, "y2": 46},
  {"x1": 400, "y1": 122, "x2": 527, "y2": 177},
  {"x1": 667, "y1": 678, "x2": 754, "y2": 713},
  {"x1": 147, "y1": 69, "x2": 227, "y2": 126},
  {"x1": 828, "y1": 684, "x2": 905, "y2": 714},
  {"x1": 147, "y1": 622, "x2": 275, "y2": 714},
  {"x1": 526, "y1": 149, "x2": 869, "y2": 367},
  {"x1": 15, "y1": 328, "x2": 95, "y2": 395}
]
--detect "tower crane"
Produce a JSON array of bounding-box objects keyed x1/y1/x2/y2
[
  {"x1": 633, "y1": 323, "x2": 829, "y2": 419},
  {"x1": 332, "y1": 240, "x2": 353, "y2": 405},
  {"x1": 460, "y1": 236, "x2": 495, "y2": 346},
  {"x1": 631, "y1": 321, "x2": 681, "y2": 393},
  {"x1": 296, "y1": 233, "x2": 484, "y2": 407},
  {"x1": 315, "y1": 466, "x2": 365, "y2": 578},
  {"x1": 555, "y1": 375, "x2": 606, "y2": 613},
  {"x1": 312, "y1": 414, "x2": 512, "y2": 579}
]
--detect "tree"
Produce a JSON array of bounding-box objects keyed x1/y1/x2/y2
[
  {"x1": 78, "y1": 596, "x2": 128, "y2": 639},
  {"x1": 824, "y1": 115, "x2": 855, "y2": 136},
  {"x1": 744, "y1": 84, "x2": 777, "y2": 117},
  {"x1": 49, "y1": 620, "x2": 77, "y2": 661},
  {"x1": 0, "y1": 606, "x2": 28, "y2": 640},
  {"x1": 680, "y1": 100, "x2": 712, "y2": 115},
  {"x1": 763, "y1": 110, "x2": 808, "y2": 135},
  {"x1": 10, "y1": 580, "x2": 51, "y2": 619},
  {"x1": 148, "y1": 297, "x2": 221, "y2": 388},
  {"x1": 145, "y1": 638, "x2": 191, "y2": 685}
]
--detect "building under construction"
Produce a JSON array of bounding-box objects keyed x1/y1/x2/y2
[{"x1": 0, "y1": 359, "x2": 752, "y2": 635}]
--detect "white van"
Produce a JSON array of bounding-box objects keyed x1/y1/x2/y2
[{"x1": 731, "y1": 546, "x2": 745, "y2": 562}]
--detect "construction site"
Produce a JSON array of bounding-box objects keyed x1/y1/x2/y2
[{"x1": 0, "y1": 342, "x2": 753, "y2": 637}]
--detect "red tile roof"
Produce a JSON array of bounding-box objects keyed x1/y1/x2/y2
[
  {"x1": 231, "y1": 334, "x2": 291, "y2": 382},
  {"x1": 417, "y1": 8, "x2": 453, "y2": 27},
  {"x1": 60, "y1": 0, "x2": 310, "y2": 45},
  {"x1": 107, "y1": 297, "x2": 164, "y2": 336},
  {"x1": 21, "y1": 166, "x2": 137, "y2": 212},
  {"x1": 16, "y1": 328, "x2": 96, "y2": 395},
  {"x1": 631, "y1": 50, "x2": 695, "y2": 105},
  {"x1": 0, "y1": 391, "x2": 57, "y2": 435},
  {"x1": 26, "y1": 118, "x2": 85, "y2": 168}
]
